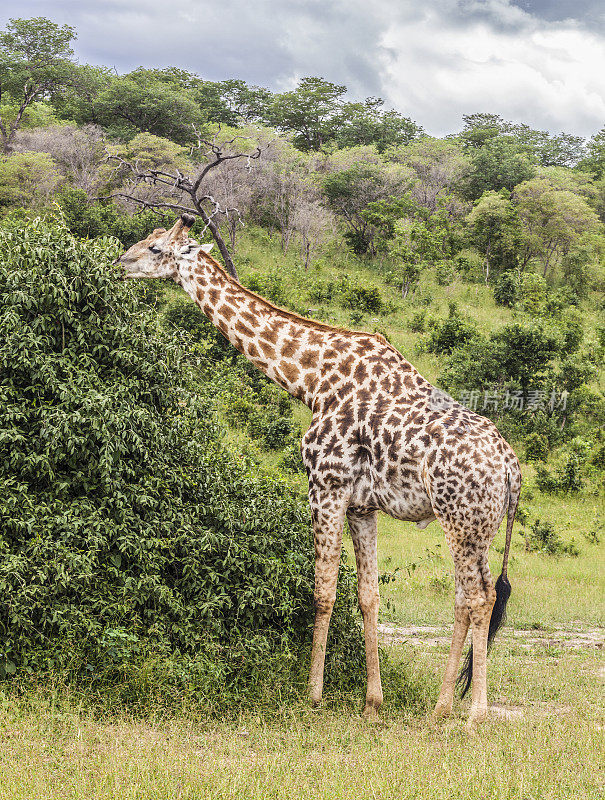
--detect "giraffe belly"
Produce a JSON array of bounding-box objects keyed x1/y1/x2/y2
[{"x1": 371, "y1": 471, "x2": 434, "y2": 523}]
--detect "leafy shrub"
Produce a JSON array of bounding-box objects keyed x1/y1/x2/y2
[
  {"x1": 535, "y1": 454, "x2": 584, "y2": 494},
  {"x1": 454, "y1": 248, "x2": 484, "y2": 283},
  {"x1": 278, "y1": 440, "x2": 306, "y2": 474},
  {"x1": 525, "y1": 519, "x2": 579, "y2": 557},
  {"x1": 535, "y1": 466, "x2": 560, "y2": 494},
  {"x1": 425, "y1": 302, "x2": 478, "y2": 354},
  {"x1": 164, "y1": 299, "x2": 238, "y2": 363},
  {"x1": 524, "y1": 432, "x2": 549, "y2": 462},
  {"x1": 493, "y1": 271, "x2": 518, "y2": 307},
  {"x1": 343, "y1": 285, "x2": 385, "y2": 314},
  {"x1": 58, "y1": 188, "x2": 174, "y2": 248},
  {"x1": 408, "y1": 309, "x2": 427, "y2": 333},
  {"x1": 0, "y1": 216, "x2": 365, "y2": 704},
  {"x1": 517, "y1": 272, "x2": 548, "y2": 315},
  {"x1": 245, "y1": 271, "x2": 287, "y2": 304},
  {"x1": 434, "y1": 260, "x2": 457, "y2": 286}
]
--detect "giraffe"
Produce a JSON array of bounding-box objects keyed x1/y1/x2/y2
[{"x1": 117, "y1": 215, "x2": 522, "y2": 728}]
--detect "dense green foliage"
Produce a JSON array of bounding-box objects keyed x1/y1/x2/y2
[{"x1": 0, "y1": 218, "x2": 364, "y2": 704}]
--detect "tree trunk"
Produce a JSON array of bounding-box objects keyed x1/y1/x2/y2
[{"x1": 196, "y1": 204, "x2": 238, "y2": 281}]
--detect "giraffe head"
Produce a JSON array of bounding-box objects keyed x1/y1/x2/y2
[{"x1": 117, "y1": 214, "x2": 213, "y2": 279}]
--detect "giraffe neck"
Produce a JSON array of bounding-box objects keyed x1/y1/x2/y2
[{"x1": 176, "y1": 251, "x2": 331, "y2": 407}]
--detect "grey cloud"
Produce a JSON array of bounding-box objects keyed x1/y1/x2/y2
[{"x1": 1, "y1": 0, "x2": 603, "y2": 136}]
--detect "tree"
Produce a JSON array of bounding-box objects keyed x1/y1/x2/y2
[
  {"x1": 513, "y1": 178, "x2": 602, "y2": 277},
  {"x1": 15, "y1": 123, "x2": 106, "y2": 197},
  {"x1": 253, "y1": 142, "x2": 313, "y2": 253},
  {"x1": 0, "y1": 215, "x2": 365, "y2": 697},
  {"x1": 104, "y1": 127, "x2": 267, "y2": 278},
  {"x1": 388, "y1": 217, "x2": 446, "y2": 299},
  {"x1": 579, "y1": 126, "x2": 605, "y2": 178},
  {"x1": 336, "y1": 103, "x2": 423, "y2": 152},
  {"x1": 0, "y1": 17, "x2": 78, "y2": 152},
  {"x1": 460, "y1": 136, "x2": 536, "y2": 200},
  {"x1": 359, "y1": 195, "x2": 424, "y2": 254},
  {"x1": 322, "y1": 151, "x2": 412, "y2": 254},
  {"x1": 388, "y1": 137, "x2": 469, "y2": 213},
  {"x1": 0, "y1": 151, "x2": 61, "y2": 208},
  {"x1": 93, "y1": 70, "x2": 205, "y2": 144},
  {"x1": 459, "y1": 112, "x2": 508, "y2": 150},
  {"x1": 215, "y1": 79, "x2": 273, "y2": 124},
  {"x1": 466, "y1": 191, "x2": 520, "y2": 282},
  {"x1": 291, "y1": 197, "x2": 334, "y2": 269},
  {"x1": 269, "y1": 77, "x2": 347, "y2": 152}
]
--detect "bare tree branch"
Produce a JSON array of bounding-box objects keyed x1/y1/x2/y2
[{"x1": 98, "y1": 133, "x2": 272, "y2": 279}]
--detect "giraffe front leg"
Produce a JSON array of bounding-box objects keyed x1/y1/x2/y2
[
  {"x1": 347, "y1": 509, "x2": 383, "y2": 720},
  {"x1": 308, "y1": 489, "x2": 347, "y2": 708}
]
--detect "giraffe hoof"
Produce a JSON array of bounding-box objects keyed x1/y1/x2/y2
[
  {"x1": 362, "y1": 703, "x2": 380, "y2": 722},
  {"x1": 466, "y1": 707, "x2": 488, "y2": 732},
  {"x1": 432, "y1": 702, "x2": 453, "y2": 722}
]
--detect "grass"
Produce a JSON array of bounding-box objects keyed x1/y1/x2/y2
[{"x1": 1, "y1": 646, "x2": 602, "y2": 799}]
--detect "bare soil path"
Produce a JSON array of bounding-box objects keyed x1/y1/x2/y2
[{"x1": 378, "y1": 622, "x2": 605, "y2": 650}]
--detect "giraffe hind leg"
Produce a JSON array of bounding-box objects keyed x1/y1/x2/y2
[
  {"x1": 433, "y1": 571, "x2": 470, "y2": 720},
  {"x1": 435, "y1": 518, "x2": 499, "y2": 726}
]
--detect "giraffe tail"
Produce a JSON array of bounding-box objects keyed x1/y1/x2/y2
[{"x1": 457, "y1": 469, "x2": 520, "y2": 698}]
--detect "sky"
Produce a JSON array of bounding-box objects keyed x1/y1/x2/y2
[{"x1": 1, "y1": 0, "x2": 604, "y2": 138}]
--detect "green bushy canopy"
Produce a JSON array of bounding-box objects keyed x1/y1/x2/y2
[{"x1": 0, "y1": 216, "x2": 363, "y2": 706}]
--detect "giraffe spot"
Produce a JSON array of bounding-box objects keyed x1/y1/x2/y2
[
  {"x1": 259, "y1": 340, "x2": 276, "y2": 360},
  {"x1": 339, "y1": 355, "x2": 355, "y2": 376},
  {"x1": 354, "y1": 362, "x2": 368, "y2": 382},
  {"x1": 235, "y1": 320, "x2": 255, "y2": 338},
  {"x1": 281, "y1": 340, "x2": 299, "y2": 358},
  {"x1": 281, "y1": 362, "x2": 300, "y2": 384},
  {"x1": 218, "y1": 304, "x2": 236, "y2": 321},
  {"x1": 308, "y1": 330, "x2": 324, "y2": 346},
  {"x1": 241, "y1": 310, "x2": 257, "y2": 325},
  {"x1": 247, "y1": 342, "x2": 260, "y2": 358},
  {"x1": 300, "y1": 350, "x2": 319, "y2": 369},
  {"x1": 260, "y1": 328, "x2": 278, "y2": 345},
  {"x1": 304, "y1": 373, "x2": 318, "y2": 392},
  {"x1": 208, "y1": 288, "x2": 221, "y2": 304}
]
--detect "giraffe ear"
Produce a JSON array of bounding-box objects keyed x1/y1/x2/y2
[{"x1": 200, "y1": 243, "x2": 214, "y2": 253}]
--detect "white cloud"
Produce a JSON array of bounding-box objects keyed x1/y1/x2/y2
[
  {"x1": 1, "y1": 0, "x2": 604, "y2": 136},
  {"x1": 379, "y1": 4, "x2": 605, "y2": 136}
]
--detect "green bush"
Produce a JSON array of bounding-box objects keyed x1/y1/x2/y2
[
  {"x1": 0, "y1": 216, "x2": 365, "y2": 706},
  {"x1": 425, "y1": 302, "x2": 478, "y2": 354},
  {"x1": 524, "y1": 432, "x2": 549, "y2": 462},
  {"x1": 525, "y1": 519, "x2": 579, "y2": 557},
  {"x1": 434, "y1": 260, "x2": 457, "y2": 286},
  {"x1": 343, "y1": 285, "x2": 385, "y2": 314},
  {"x1": 245, "y1": 271, "x2": 287, "y2": 304},
  {"x1": 493, "y1": 271, "x2": 518, "y2": 307}
]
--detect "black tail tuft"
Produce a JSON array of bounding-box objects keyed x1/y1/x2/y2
[{"x1": 457, "y1": 573, "x2": 512, "y2": 699}]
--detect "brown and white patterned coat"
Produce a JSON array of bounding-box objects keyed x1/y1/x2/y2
[{"x1": 118, "y1": 216, "x2": 522, "y2": 728}]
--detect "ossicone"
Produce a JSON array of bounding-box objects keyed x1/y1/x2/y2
[{"x1": 181, "y1": 214, "x2": 196, "y2": 229}]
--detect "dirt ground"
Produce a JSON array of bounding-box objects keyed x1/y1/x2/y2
[{"x1": 378, "y1": 622, "x2": 605, "y2": 650}]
